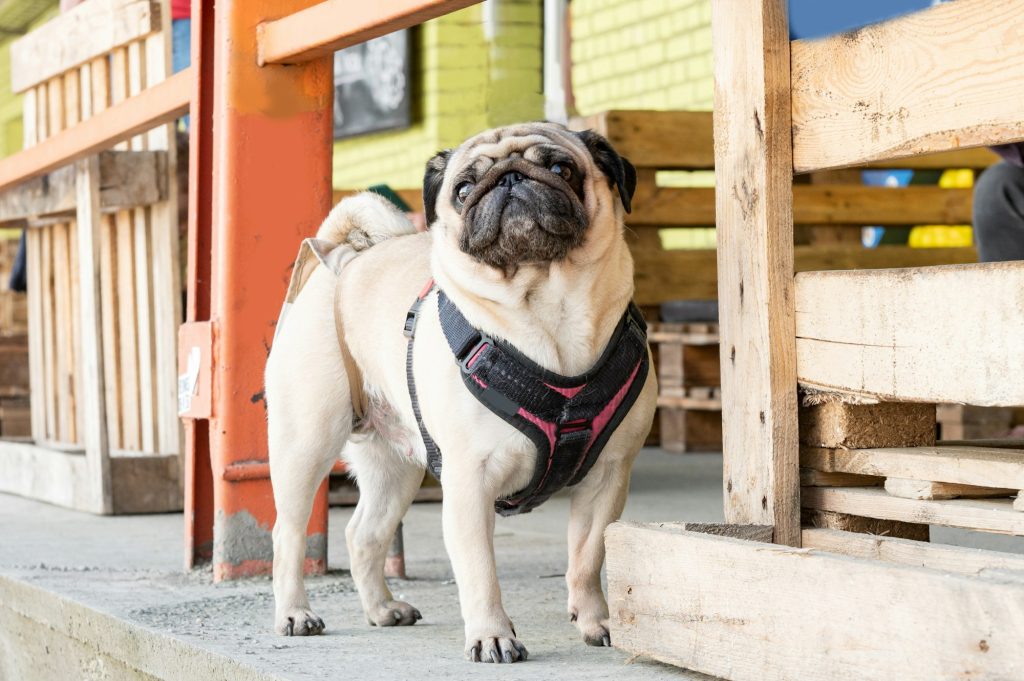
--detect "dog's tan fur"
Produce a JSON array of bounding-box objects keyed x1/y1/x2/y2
[{"x1": 266, "y1": 122, "x2": 657, "y2": 663}]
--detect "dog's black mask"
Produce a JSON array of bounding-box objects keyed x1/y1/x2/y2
[{"x1": 422, "y1": 130, "x2": 636, "y2": 274}]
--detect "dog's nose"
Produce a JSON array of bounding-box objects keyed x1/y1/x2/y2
[{"x1": 497, "y1": 171, "x2": 525, "y2": 188}]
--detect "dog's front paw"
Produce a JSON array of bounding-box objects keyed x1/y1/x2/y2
[
  {"x1": 464, "y1": 632, "x2": 528, "y2": 663},
  {"x1": 366, "y1": 600, "x2": 422, "y2": 627},
  {"x1": 275, "y1": 607, "x2": 325, "y2": 636}
]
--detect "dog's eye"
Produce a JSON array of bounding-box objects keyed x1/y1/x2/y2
[
  {"x1": 550, "y1": 162, "x2": 572, "y2": 181},
  {"x1": 455, "y1": 182, "x2": 474, "y2": 205}
]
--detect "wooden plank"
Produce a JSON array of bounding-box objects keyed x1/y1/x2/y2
[
  {"x1": 791, "y1": 0, "x2": 1024, "y2": 172},
  {"x1": 110, "y1": 47, "x2": 129, "y2": 152},
  {"x1": 144, "y1": 25, "x2": 182, "y2": 456},
  {"x1": 795, "y1": 261, "x2": 1024, "y2": 405},
  {"x1": 629, "y1": 185, "x2": 973, "y2": 227},
  {"x1": 24, "y1": 230, "x2": 46, "y2": 441},
  {"x1": 63, "y1": 70, "x2": 81, "y2": 128},
  {"x1": 98, "y1": 215, "x2": 122, "y2": 449},
  {"x1": 133, "y1": 207, "x2": 156, "y2": 452},
  {"x1": 258, "y1": 0, "x2": 482, "y2": 65},
  {"x1": 0, "y1": 440, "x2": 178, "y2": 513},
  {"x1": 46, "y1": 77, "x2": 64, "y2": 141},
  {"x1": 90, "y1": 57, "x2": 110, "y2": 116},
  {"x1": 802, "y1": 508, "x2": 929, "y2": 541},
  {"x1": 712, "y1": 0, "x2": 799, "y2": 545},
  {"x1": 632, "y1": 245, "x2": 977, "y2": 307},
  {"x1": 802, "y1": 527, "x2": 1024, "y2": 575},
  {"x1": 799, "y1": 400, "x2": 935, "y2": 449},
  {"x1": 0, "y1": 68, "x2": 190, "y2": 193},
  {"x1": 76, "y1": 155, "x2": 113, "y2": 513},
  {"x1": 857, "y1": 147, "x2": 999, "y2": 171},
  {"x1": 802, "y1": 445, "x2": 1024, "y2": 489},
  {"x1": 571, "y1": 110, "x2": 715, "y2": 169},
  {"x1": 39, "y1": 228, "x2": 57, "y2": 441},
  {"x1": 126, "y1": 40, "x2": 146, "y2": 152},
  {"x1": 800, "y1": 469, "x2": 880, "y2": 487},
  {"x1": 0, "y1": 151, "x2": 167, "y2": 223},
  {"x1": 606, "y1": 522, "x2": 1024, "y2": 680},
  {"x1": 804, "y1": 486, "x2": 1024, "y2": 535},
  {"x1": 50, "y1": 223, "x2": 75, "y2": 442},
  {"x1": 69, "y1": 221, "x2": 85, "y2": 445},
  {"x1": 114, "y1": 211, "x2": 140, "y2": 450},
  {"x1": 884, "y1": 477, "x2": 1016, "y2": 501},
  {"x1": 22, "y1": 88, "x2": 37, "y2": 147},
  {"x1": 10, "y1": 0, "x2": 160, "y2": 93},
  {"x1": 35, "y1": 84, "x2": 48, "y2": 143}
]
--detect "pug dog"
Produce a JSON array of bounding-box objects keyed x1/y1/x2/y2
[{"x1": 265, "y1": 121, "x2": 657, "y2": 663}]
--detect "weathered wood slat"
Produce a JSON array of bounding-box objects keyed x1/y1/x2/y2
[
  {"x1": 115, "y1": 211, "x2": 140, "y2": 450},
  {"x1": 10, "y1": 0, "x2": 160, "y2": 93},
  {"x1": 802, "y1": 444, "x2": 1024, "y2": 490},
  {"x1": 99, "y1": 215, "x2": 122, "y2": 448},
  {"x1": 791, "y1": 0, "x2": 1024, "y2": 172},
  {"x1": 572, "y1": 110, "x2": 715, "y2": 169},
  {"x1": 712, "y1": 0, "x2": 800, "y2": 545},
  {"x1": 606, "y1": 522, "x2": 1024, "y2": 680},
  {"x1": 633, "y1": 245, "x2": 977, "y2": 307},
  {"x1": 795, "y1": 262, "x2": 1024, "y2": 405},
  {"x1": 0, "y1": 151, "x2": 166, "y2": 224},
  {"x1": 803, "y1": 486, "x2": 1024, "y2": 536},
  {"x1": 884, "y1": 478, "x2": 1017, "y2": 501},
  {"x1": 629, "y1": 185, "x2": 973, "y2": 227},
  {"x1": 802, "y1": 527, "x2": 1024, "y2": 575},
  {"x1": 0, "y1": 440, "x2": 179, "y2": 513}
]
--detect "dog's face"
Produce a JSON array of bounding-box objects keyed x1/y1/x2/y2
[{"x1": 423, "y1": 123, "x2": 636, "y2": 274}]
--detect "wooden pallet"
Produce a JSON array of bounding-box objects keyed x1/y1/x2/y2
[
  {"x1": 0, "y1": 0, "x2": 181, "y2": 514},
  {"x1": 937, "y1": 404, "x2": 1015, "y2": 441},
  {"x1": 650, "y1": 321, "x2": 722, "y2": 452}
]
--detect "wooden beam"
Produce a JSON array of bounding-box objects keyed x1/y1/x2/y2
[
  {"x1": 857, "y1": 147, "x2": 998, "y2": 171},
  {"x1": 803, "y1": 486, "x2": 1024, "y2": 535},
  {"x1": 632, "y1": 245, "x2": 977, "y2": 308},
  {"x1": 606, "y1": 522, "x2": 1024, "y2": 680},
  {"x1": 0, "y1": 441, "x2": 180, "y2": 513},
  {"x1": 629, "y1": 185, "x2": 973, "y2": 227},
  {"x1": 795, "y1": 261, "x2": 1024, "y2": 405},
  {"x1": 802, "y1": 445, "x2": 1024, "y2": 490},
  {"x1": 802, "y1": 527, "x2": 1024, "y2": 575},
  {"x1": 0, "y1": 68, "x2": 190, "y2": 194},
  {"x1": 570, "y1": 110, "x2": 715, "y2": 170},
  {"x1": 257, "y1": 0, "x2": 482, "y2": 65},
  {"x1": 884, "y1": 478, "x2": 1017, "y2": 501},
  {"x1": 75, "y1": 155, "x2": 113, "y2": 514},
  {"x1": 10, "y1": 0, "x2": 160, "y2": 93},
  {"x1": 791, "y1": 0, "x2": 1024, "y2": 172},
  {"x1": 0, "y1": 151, "x2": 166, "y2": 224},
  {"x1": 801, "y1": 508, "x2": 928, "y2": 541},
  {"x1": 712, "y1": 0, "x2": 799, "y2": 545}
]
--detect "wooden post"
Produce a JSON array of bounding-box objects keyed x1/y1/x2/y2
[
  {"x1": 75, "y1": 156, "x2": 113, "y2": 513},
  {"x1": 712, "y1": 0, "x2": 799, "y2": 545}
]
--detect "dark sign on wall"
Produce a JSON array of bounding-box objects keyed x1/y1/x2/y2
[{"x1": 333, "y1": 31, "x2": 412, "y2": 140}]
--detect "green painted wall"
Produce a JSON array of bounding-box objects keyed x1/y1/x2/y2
[
  {"x1": 332, "y1": 0, "x2": 544, "y2": 190},
  {"x1": 0, "y1": 2, "x2": 60, "y2": 159},
  {"x1": 570, "y1": 0, "x2": 712, "y2": 114}
]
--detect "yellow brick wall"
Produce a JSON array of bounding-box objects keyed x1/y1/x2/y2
[
  {"x1": 570, "y1": 0, "x2": 712, "y2": 115},
  {"x1": 332, "y1": 0, "x2": 544, "y2": 190}
]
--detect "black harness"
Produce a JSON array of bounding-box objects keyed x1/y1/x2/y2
[{"x1": 404, "y1": 280, "x2": 649, "y2": 516}]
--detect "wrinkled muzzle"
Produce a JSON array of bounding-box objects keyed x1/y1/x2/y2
[{"x1": 459, "y1": 157, "x2": 589, "y2": 273}]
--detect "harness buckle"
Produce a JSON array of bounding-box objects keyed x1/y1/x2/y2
[
  {"x1": 459, "y1": 335, "x2": 493, "y2": 373},
  {"x1": 403, "y1": 302, "x2": 421, "y2": 339}
]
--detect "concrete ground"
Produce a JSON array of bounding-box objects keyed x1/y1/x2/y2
[
  {"x1": 2, "y1": 449, "x2": 1022, "y2": 681},
  {"x1": 0, "y1": 450, "x2": 723, "y2": 681}
]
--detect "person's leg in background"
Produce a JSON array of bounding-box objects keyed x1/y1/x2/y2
[{"x1": 972, "y1": 161, "x2": 1024, "y2": 262}]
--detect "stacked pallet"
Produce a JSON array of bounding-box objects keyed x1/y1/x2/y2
[
  {"x1": 0, "y1": 236, "x2": 27, "y2": 335},
  {"x1": 937, "y1": 404, "x2": 1014, "y2": 440},
  {"x1": 651, "y1": 322, "x2": 722, "y2": 453}
]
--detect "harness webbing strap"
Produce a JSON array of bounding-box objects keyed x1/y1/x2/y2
[
  {"x1": 405, "y1": 281, "x2": 650, "y2": 516},
  {"x1": 404, "y1": 279, "x2": 444, "y2": 480}
]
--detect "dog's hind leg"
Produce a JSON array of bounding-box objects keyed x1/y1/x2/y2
[
  {"x1": 343, "y1": 437, "x2": 425, "y2": 626},
  {"x1": 267, "y1": 267, "x2": 352, "y2": 636}
]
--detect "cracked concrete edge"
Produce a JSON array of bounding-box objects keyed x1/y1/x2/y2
[{"x1": 0, "y1": 574, "x2": 281, "y2": 681}]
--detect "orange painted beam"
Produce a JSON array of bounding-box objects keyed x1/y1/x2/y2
[
  {"x1": 0, "y1": 68, "x2": 191, "y2": 193},
  {"x1": 257, "y1": 0, "x2": 482, "y2": 65}
]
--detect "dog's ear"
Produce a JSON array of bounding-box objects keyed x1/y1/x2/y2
[
  {"x1": 422, "y1": 149, "x2": 452, "y2": 227},
  {"x1": 575, "y1": 130, "x2": 637, "y2": 214}
]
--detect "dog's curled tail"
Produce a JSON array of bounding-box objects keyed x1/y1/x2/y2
[{"x1": 316, "y1": 191, "x2": 416, "y2": 252}]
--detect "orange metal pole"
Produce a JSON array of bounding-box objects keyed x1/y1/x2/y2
[{"x1": 186, "y1": 0, "x2": 333, "y2": 580}]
